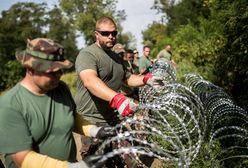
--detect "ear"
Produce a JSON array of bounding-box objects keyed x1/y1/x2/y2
[
  {"x1": 26, "y1": 67, "x2": 35, "y2": 75},
  {"x1": 94, "y1": 31, "x2": 99, "y2": 38}
]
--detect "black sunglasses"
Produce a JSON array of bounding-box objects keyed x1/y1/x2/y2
[{"x1": 96, "y1": 30, "x2": 118, "y2": 37}]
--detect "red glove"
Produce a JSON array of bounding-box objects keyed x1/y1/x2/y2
[
  {"x1": 143, "y1": 73, "x2": 153, "y2": 84},
  {"x1": 143, "y1": 73, "x2": 164, "y2": 86},
  {"x1": 110, "y1": 93, "x2": 137, "y2": 117}
]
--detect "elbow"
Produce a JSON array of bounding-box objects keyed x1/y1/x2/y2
[{"x1": 83, "y1": 80, "x2": 91, "y2": 89}]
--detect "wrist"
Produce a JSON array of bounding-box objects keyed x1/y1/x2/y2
[
  {"x1": 21, "y1": 151, "x2": 68, "y2": 168},
  {"x1": 143, "y1": 73, "x2": 153, "y2": 84},
  {"x1": 89, "y1": 126, "x2": 102, "y2": 138},
  {"x1": 68, "y1": 161, "x2": 89, "y2": 168},
  {"x1": 109, "y1": 93, "x2": 125, "y2": 108},
  {"x1": 109, "y1": 93, "x2": 133, "y2": 117}
]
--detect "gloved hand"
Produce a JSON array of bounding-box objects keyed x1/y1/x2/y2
[
  {"x1": 84, "y1": 155, "x2": 103, "y2": 168},
  {"x1": 68, "y1": 155, "x2": 103, "y2": 168},
  {"x1": 68, "y1": 160, "x2": 90, "y2": 168},
  {"x1": 95, "y1": 126, "x2": 116, "y2": 139},
  {"x1": 109, "y1": 93, "x2": 138, "y2": 117},
  {"x1": 143, "y1": 73, "x2": 164, "y2": 87}
]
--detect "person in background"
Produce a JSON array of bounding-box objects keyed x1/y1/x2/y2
[
  {"x1": 156, "y1": 44, "x2": 176, "y2": 67},
  {"x1": 0, "y1": 38, "x2": 113, "y2": 168},
  {"x1": 133, "y1": 49, "x2": 139, "y2": 66},
  {"x1": 112, "y1": 43, "x2": 125, "y2": 58},
  {"x1": 138, "y1": 45, "x2": 152, "y2": 74},
  {"x1": 121, "y1": 49, "x2": 139, "y2": 100},
  {"x1": 124, "y1": 49, "x2": 139, "y2": 75}
]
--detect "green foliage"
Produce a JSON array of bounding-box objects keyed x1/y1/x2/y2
[
  {"x1": 46, "y1": 6, "x2": 78, "y2": 63},
  {"x1": 1, "y1": 61, "x2": 25, "y2": 90},
  {"x1": 175, "y1": 59, "x2": 198, "y2": 83},
  {"x1": 211, "y1": 0, "x2": 248, "y2": 109},
  {"x1": 0, "y1": 2, "x2": 46, "y2": 60},
  {"x1": 142, "y1": 22, "x2": 168, "y2": 58},
  {"x1": 59, "y1": 0, "x2": 129, "y2": 45},
  {"x1": 0, "y1": 1, "x2": 134, "y2": 92},
  {"x1": 61, "y1": 72, "x2": 77, "y2": 96},
  {"x1": 190, "y1": 142, "x2": 222, "y2": 168},
  {"x1": 145, "y1": 0, "x2": 248, "y2": 166},
  {"x1": 0, "y1": 0, "x2": 247, "y2": 166},
  {"x1": 118, "y1": 32, "x2": 137, "y2": 50},
  {"x1": 0, "y1": 2, "x2": 46, "y2": 91},
  {"x1": 0, "y1": 2, "x2": 78, "y2": 91},
  {"x1": 153, "y1": 0, "x2": 210, "y2": 34}
]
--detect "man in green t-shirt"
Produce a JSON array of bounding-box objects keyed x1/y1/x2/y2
[
  {"x1": 120, "y1": 49, "x2": 139, "y2": 100},
  {"x1": 0, "y1": 38, "x2": 113, "y2": 168},
  {"x1": 75, "y1": 16, "x2": 163, "y2": 127},
  {"x1": 138, "y1": 46, "x2": 153, "y2": 74},
  {"x1": 156, "y1": 44, "x2": 177, "y2": 67}
]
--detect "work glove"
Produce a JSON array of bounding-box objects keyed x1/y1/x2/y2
[
  {"x1": 84, "y1": 155, "x2": 104, "y2": 168},
  {"x1": 68, "y1": 155, "x2": 103, "y2": 168},
  {"x1": 68, "y1": 160, "x2": 90, "y2": 168},
  {"x1": 110, "y1": 93, "x2": 138, "y2": 117},
  {"x1": 143, "y1": 73, "x2": 164, "y2": 87},
  {"x1": 89, "y1": 126, "x2": 116, "y2": 140},
  {"x1": 95, "y1": 126, "x2": 117, "y2": 139}
]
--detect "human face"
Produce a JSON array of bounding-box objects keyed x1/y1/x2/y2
[
  {"x1": 32, "y1": 70, "x2": 63, "y2": 93},
  {"x1": 166, "y1": 45, "x2": 172, "y2": 52},
  {"x1": 143, "y1": 47, "x2": 151, "y2": 57},
  {"x1": 95, "y1": 23, "x2": 117, "y2": 50},
  {"x1": 133, "y1": 50, "x2": 139, "y2": 58},
  {"x1": 126, "y1": 53, "x2": 134, "y2": 62}
]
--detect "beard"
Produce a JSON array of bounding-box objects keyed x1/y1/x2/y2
[{"x1": 99, "y1": 40, "x2": 116, "y2": 51}]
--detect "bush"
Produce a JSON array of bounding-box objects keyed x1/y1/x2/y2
[{"x1": 61, "y1": 72, "x2": 77, "y2": 96}]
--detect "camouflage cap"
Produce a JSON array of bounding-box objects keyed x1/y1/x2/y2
[
  {"x1": 16, "y1": 38, "x2": 73, "y2": 72},
  {"x1": 112, "y1": 43, "x2": 125, "y2": 54}
]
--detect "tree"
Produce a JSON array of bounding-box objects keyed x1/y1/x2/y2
[
  {"x1": 142, "y1": 22, "x2": 168, "y2": 58},
  {"x1": 150, "y1": 0, "x2": 248, "y2": 109},
  {"x1": 46, "y1": 6, "x2": 78, "y2": 63},
  {"x1": 59, "y1": 0, "x2": 129, "y2": 45},
  {"x1": 0, "y1": 2, "x2": 47, "y2": 60},
  {"x1": 0, "y1": 2, "x2": 47, "y2": 91},
  {"x1": 0, "y1": 2, "x2": 79, "y2": 91},
  {"x1": 152, "y1": 0, "x2": 210, "y2": 34},
  {"x1": 118, "y1": 31, "x2": 137, "y2": 50},
  {"x1": 212, "y1": 0, "x2": 248, "y2": 109}
]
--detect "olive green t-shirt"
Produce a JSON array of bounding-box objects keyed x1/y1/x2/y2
[
  {"x1": 75, "y1": 43, "x2": 130, "y2": 125},
  {"x1": 0, "y1": 82, "x2": 76, "y2": 168},
  {"x1": 138, "y1": 56, "x2": 152, "y2": 72},
  {"x1": 157, "y1": 49, "x2": 172, "y2": 60}
]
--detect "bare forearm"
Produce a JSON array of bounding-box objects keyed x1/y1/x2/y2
[
  {"x1": 80, "y1": 70, "x2": 116, "y2": 101},
  {"x1": 126, "y1": 74, "x2": 145, "y2": 87},
  {"x1": 86, "y1": 77, "x2": 116, "y2": 101}
]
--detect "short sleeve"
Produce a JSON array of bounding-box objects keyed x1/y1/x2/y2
[
  {"x1": 0, "y1": 106, "x2": 32, "y2": 154},
  {"x1": 75, "y1": 50, "x2": 97, "y2": 74},
  {"x1": 138, "y1": 58, "x2": 146, "y2": 71}
]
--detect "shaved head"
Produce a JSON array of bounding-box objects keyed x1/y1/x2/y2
[{"x1": 96, "y1": 16, "x2": 117, "y2": 31}]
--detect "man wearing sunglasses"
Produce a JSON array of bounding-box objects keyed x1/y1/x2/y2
[
  {"x1": 75, "y1": 16, "x2": 163, "y2": 125},
  {"x1": 74, "y1": 15, "x2": 164, "y2": 167},
  {"x1": 75, "y1": 16, "x2": 162, "y2": 127}
]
